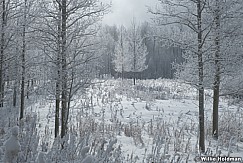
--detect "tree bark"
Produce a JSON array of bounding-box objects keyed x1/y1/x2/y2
[
  {"x1": 55, "y1": 80, "x2": 60, "y2": 138},
  {"x1": 197, "y1": 0, "x2": 205, "y2": 153},
  {"x1": 133, "y1": 24, "x2": 136, "y2": 85},
  {"x1": 20, "y1": 0, "x2": 27, "y2": 120},
  {"x1": 13, "y1": 59, "x2": 17, "y2": 107},
  {"x1": 0, "y1": 0, "x2": 6, "y2": 107},
  {"x1": 26, "y1": 79, "x2": 29, "y2": 99},
  {"x1": 121, "y1": 27, "x2": 124, "y2": 80},
  {"x1": 212, "y1": 0, "x2": 220, "y2": 140},
  {"x1": 153, "y1": 36, "x2": 157, "y2": 79},
  {"x1": 55, "y1": 0, "x2": 62, "y2": 138},
  {"x1": 61, "y1": 0, "x2": 67, "y2": 139},
  {"x1": 13, "y1": 84, "x2": 17, "y2": 107}
]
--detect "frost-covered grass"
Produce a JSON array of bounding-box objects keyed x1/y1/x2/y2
[
  {"x1": 0, "y1": 78, "x2": 243, "y2": 162},
  {"x1": 85, "y1": 78, "x2": 243, "y2": 162}
]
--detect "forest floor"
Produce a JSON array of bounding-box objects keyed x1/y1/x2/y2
[{"x1": 1, "y1": 78, "x2": 243, "y2": 162}]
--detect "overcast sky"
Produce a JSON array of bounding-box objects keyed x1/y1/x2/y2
[{"x1": 101, "y1": 0, "x2": 158, "y2": 27}]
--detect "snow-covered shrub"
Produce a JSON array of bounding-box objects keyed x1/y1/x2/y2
[
  {"x1": 94, "y1": 138, "x2": 121, "y2": 162},
  {"x1": 37, "y1": 152, "x2": 46, "y2": 163},
  {"x1": 202, "y1": 107, "x2": 243, "y2": 158},
  {"x1": 17, "y1": 114, "x2": 39, "y2": 162},
  {"x1": 212, "y1": 109, "x2": 243, "y2": 148},
  {"x1": 4, "y1": 126, "x2": 21, "y2": 163},
  {"x1": 143, "y1": 113, "x2": 197, "y2": 162},
  {"x1": 43, "y1": 131, "x2": 90, "y2": 162},
  {"x1": 41, "y1": 115, "x2": 123, "y2": 163},
  {"x1": 123, "y1": 123, "x2": 144, "y2": 147}
]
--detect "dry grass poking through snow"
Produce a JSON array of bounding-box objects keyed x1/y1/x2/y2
[{"x1": 0, "y1": 78, "x2": 243, "y2": 162}]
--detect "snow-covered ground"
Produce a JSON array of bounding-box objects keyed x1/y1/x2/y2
[
  {"x1": 1, "y1": 78, "x2": 243, "y2": 162},
  {"x1": 30, "y1": 78, "x2": 243, "y2": 162}
]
